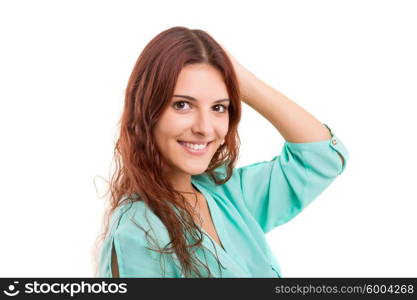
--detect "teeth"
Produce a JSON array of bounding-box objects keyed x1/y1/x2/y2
[{"x1": 180, "y1": 141, "x2": 208, "y2": 150}]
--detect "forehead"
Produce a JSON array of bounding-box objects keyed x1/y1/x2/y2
[{"x1": 173, "y1": 64, "x2": 228, "y2": 101}]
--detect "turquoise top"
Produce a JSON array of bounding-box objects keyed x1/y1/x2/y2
[{"x1": 98, "y1": 123, "x2": 349, "y2": 277}]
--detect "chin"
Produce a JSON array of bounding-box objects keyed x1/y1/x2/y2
[
  {"x1": 180, "y1": 161, "x2": 210, "y2": 175},
  {"x1": 184, "y1": 166, "x2": 208, "y2": 176}
]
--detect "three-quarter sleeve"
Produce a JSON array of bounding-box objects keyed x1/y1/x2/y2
[
  {"x1": 109, "y1": 202, "x2": 180, "y2": 278},
  {"x1": 236, "y1": 123, "x2": 349, "y2": 233}
]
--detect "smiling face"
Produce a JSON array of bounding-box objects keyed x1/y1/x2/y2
[{"x1": 154, "y1": 63, "x2": 230, "y2": 181}]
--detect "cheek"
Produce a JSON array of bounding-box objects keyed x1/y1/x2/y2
[
  {"x1": 155, "y1": 113, "x2": 188, "y2": 143},
  {"x1": 218, "y1": 117, "x2": 229, "y2": 137}
]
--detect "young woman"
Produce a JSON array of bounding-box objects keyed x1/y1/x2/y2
[{"x1": 95, "y1": 26, "x2": 349, "y2": 278}]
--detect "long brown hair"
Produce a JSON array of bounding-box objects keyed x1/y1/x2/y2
[{"x1": 93, "y1": 26, "x2": 242, "y2": 278}]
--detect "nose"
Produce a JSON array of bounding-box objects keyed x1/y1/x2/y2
[{"x1": 191, "y1": 110, "x2": 214, "y2": 137}]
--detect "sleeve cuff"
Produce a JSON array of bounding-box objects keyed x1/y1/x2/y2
[{"x1": 283, "y1": 123, "x2": 349, "y2": 175}]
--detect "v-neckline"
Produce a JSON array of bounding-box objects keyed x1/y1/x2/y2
[{"x1": 191, "y1": 179, "x2": 228, "y2": 255}]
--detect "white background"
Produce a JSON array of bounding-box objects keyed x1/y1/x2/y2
[{"x1": 1, "y1": 0, "x2": 416, "y2": 277}]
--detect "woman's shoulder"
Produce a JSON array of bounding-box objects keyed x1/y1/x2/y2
[
  {"x1": 110, "y1": 196, "x2": 172, "y2": 245},
  {"x1": 100, "y1": 197, "x2": 180, "y2": 278}
]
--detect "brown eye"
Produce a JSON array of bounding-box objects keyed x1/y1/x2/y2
[
  {"x1": 173, "y1": 101, "x2": 191, "y2": 110},
  {"x1": 213, "y1": 104, "x2": 228, "y2": 113}
]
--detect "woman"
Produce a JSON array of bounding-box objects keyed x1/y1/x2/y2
[{"x1": 94, "y1": 26, "x2": 349, "y2": 278}]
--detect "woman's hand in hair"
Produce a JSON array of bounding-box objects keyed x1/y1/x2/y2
[
  {"x1": 219, "y1": 43, "x2": 331, "y2": 143},
  {"x1": 219, "y1": 44, "x2": 257, "y2": 103}
]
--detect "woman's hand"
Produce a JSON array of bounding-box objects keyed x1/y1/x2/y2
[
  {"x1": 218, "y1": 42, "x2": 332, "y2": 143},
  {"x1": 219, "y1": 44, "x2": 254, "y2": 102},
  {"x1": 222, "y1": 47, "x2": 245, "y2": 78}
]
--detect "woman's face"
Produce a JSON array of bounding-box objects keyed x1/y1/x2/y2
[{"x1": 154, "y1": 63, "x2": 230, "y2": 177}]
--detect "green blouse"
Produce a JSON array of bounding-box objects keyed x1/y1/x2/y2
[{"x1": 98, "y1": 123, "x2": 349, "y2": 277}]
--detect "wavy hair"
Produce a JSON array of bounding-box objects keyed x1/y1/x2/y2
[{"x1": 93, "y1": 26, "x2": 242, "y2": 278}]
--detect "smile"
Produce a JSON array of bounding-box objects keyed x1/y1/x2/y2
[{"x1": 177, "y1": 140, "x2": 212, "y2": 155}]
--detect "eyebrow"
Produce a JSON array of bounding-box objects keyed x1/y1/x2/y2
[{"x1": 172, "y1": 94, "x2": 230, "y2": 104}]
